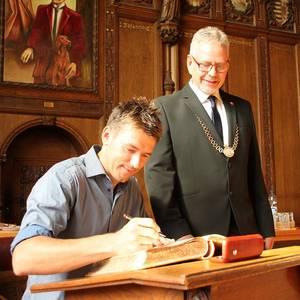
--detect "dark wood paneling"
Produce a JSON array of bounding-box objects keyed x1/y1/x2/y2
[
  {"x1": 227, "y1": 36, "x2": 261, "y2": 139},
  {"x1": 179, "y1": 31, "x2": 192, "y2": 88},
  {"x1": 269, "y1": 41, "x2": 300, "y2": 223},
  {"x1": 118, "y1": 18, "x2": 162, "y2": 102}
]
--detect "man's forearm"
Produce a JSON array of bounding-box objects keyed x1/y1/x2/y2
[{"x1": 12, "y1": 234, "x2": 115, "y2": 276}]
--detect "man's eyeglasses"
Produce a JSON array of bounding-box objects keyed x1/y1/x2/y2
[{"x1": 190, "y1": 55, "x2": 229, "y2": 73}]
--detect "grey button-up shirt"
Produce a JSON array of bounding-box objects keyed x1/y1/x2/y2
[{"x1": 11, "y1": 145, "x2": 146, "y2": 299}]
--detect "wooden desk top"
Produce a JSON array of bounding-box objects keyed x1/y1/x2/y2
[{"x1": 31, "y1": 246, "x2": 300, "y2": 294}]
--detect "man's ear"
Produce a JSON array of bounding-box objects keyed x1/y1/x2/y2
[
  {"x1": 186, "y1": 55, "x2": 193, "y2": 76},
  {"x1": 101, "y1": 126, "x2": 111, "y2": 145}
]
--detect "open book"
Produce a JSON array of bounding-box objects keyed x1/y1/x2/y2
[{"x1": 87, "y1": 234, "x2": 264, "y2": 276}]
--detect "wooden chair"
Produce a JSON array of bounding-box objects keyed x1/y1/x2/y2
[
  {"x1": 0, "y1": 235, "x2": 26, "y2": 299},
  {"x1": 0, "y1": 236, "x2": 13, "y2": 271}
]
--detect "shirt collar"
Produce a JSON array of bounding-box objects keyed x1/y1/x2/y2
[
  {"x1": 189, "y1": 79, "x2": 222, "y2": 104},
  {"x1": 52, "y1": 3, "x2": 66, "y2": 9},
  {"x1": 84, "y1": 145, "x2": 128, "y2": 189},
  {"x1": 84, "y1": 145, "x2": 106, "y2": 178}
]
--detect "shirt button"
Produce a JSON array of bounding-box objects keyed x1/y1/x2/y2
[{"x1": 229, "y1": 191, "x2": 233, "y2": 196}]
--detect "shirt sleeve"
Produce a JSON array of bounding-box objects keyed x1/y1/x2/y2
[
  {"x1": 17, "y1": 162, "x2": 77, "y2": 239},
  {"x1": 10, "y1": 224, "x2": 53, "y2": 253}
]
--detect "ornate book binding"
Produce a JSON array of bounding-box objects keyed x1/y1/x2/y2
[{"x1": 87, "y1": 234, "x2": 264, "y2": 276}]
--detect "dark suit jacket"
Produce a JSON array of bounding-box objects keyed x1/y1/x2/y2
[
  {"x1": 145, "y1": 84, "x2": 275, "y2": 239},
  {"x1": 27, "y1": 4, "x2": 85, "y2": 82}
]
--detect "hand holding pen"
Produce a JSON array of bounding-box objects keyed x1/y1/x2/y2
[
  {"x1": 123, "y1": 214, "x2": 166, "y2": 238},
  {"x1": 112, "y1": 214, "x2": 173, "y2": 256}
]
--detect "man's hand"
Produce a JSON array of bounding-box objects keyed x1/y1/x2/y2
[
  {"x1": 177, "y1": 234, "x2": 194, "y2": 241},
  {"x1": 264, "y1": 236, "x2": 275, "y2": 250},
  {"x1": 20, "y1": 48, "x2": 34, "y2": 63},
  {"x1": 114, "y1": 217, "x2": 167, "y2": 256}
]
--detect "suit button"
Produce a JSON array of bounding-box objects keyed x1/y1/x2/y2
[{"x1": 229, "y1": 191, "x2": 233, "y2": 196}]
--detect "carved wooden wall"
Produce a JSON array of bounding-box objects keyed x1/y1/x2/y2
[{"x1": 0, "y1": 0, "x2": 299, "y2": 226}]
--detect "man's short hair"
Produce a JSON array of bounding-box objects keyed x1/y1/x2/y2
[
  {"x1": 190, "y1": 26, "x2": 229, "y2": 56},
  {"x1": 107, "y1": 97, "x2": 162, "y2": 141}
]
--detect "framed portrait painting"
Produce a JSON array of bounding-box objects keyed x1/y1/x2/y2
[{"x1": 1, "y1": 0, "x2": 100, "y2": 93}]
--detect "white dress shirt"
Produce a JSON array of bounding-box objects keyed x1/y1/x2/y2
[
  {"x1": 52, "y1": 3, "x2": 66, "y2": 40},
  {"x1": 189, "y1": 80, "x2": 229, "y2": 146}
]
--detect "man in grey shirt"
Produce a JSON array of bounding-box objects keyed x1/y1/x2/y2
[{"x1": 11, "y1": 98, "x2": 164, "y2": 299}]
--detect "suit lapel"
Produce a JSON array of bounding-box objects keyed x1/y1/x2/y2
[
  {"x1": 220, "y1": 90, "x2": 237, "y2": 146},
  {"x1": 47, "y1": 5, "x2": 52, "y2": 32},
  {"x1": 182, "y1": 85, "x2": 223, "y2": 145}
]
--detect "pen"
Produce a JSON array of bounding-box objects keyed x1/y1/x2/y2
[{"x1": 123, "y1": 214, "x2": 166, "y2": 238}]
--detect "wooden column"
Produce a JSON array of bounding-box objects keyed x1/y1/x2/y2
[{"x1": 158, "y1": 0, "x2": 181, "y2": 95}]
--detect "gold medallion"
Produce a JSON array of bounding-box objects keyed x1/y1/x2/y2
[{"x1": 223, "y1": 146, "x2": 235, "y2": 158}]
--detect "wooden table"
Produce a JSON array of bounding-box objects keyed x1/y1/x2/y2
[
  {"x1": 0, "y1": 230, "x2": 18, "y2": 238},
  {"x1": 31, "y1": 246, "x2": 300, "y2": 300}
]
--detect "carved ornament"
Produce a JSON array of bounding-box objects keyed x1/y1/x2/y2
[
  {"x1": 267, "y1": 0, "x2": 294, "y2": 31},
  {"x1": 225, "y1": 0, "x2": 254, "y2": 24},
  {"x1": 159, "y1": 0, "x2": 181, "y2": 45},
  {"x1": 159, "y1": 21, "x2": 181, "y2": 44},
  {"x1": 182, "y1": 0, "x2": 210, "y2": 16}
]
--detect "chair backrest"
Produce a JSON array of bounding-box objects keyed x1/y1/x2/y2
[{"x1": 0, "y1": 237, "x2": 13, "y2": 271}]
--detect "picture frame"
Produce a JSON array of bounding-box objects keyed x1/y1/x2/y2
[{"x1": 0, "y1": 0, "x2": 103, "y2": 118}]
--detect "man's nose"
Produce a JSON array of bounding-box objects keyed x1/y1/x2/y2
[
  {"x1": 130, "y1": 154, "x2": 140, "y2": 169},
  {"x1": 208, "y1": 65, "x2": 217, "y2": 75}
]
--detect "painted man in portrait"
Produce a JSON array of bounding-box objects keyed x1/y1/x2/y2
[{"x1": 20, "y1": 0, "x2": 85, "y2": 86}]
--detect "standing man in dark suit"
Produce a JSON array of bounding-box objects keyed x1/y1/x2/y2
[
  {"x1": 20, "y1": 0, "x2": 85, "y2": 84},
  {"x1": 145, "y1": 26, "x2": 275, "y2": 249}
]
